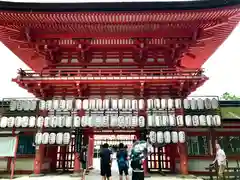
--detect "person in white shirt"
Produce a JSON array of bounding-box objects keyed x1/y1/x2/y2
[{"x1": 212, "y1": 143, "x2": 227, "y2": 179}]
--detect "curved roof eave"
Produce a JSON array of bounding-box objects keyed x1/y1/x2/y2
[{"x1": 0, "y1": 0, "x2": 240, "y2": 12}]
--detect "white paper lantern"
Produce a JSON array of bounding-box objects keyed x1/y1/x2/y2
[
  {"x1": 138, "y1": 116, "x2": 145, "y2": 127},
  {"x1": 94, "y1": 116, "x2": 101, "y2": 127},
  {"x1": 102, "y1": 116, "x2": 109, "y2": 127},
  {"x1": 66, "y1": 99, "x2": 73, "y2": 110},
  {"x1": 96, "y1": 99, "x2": 103, "y2": 110},
  {"x1": 155, "y1": 116, "x2": 161, "y2": 127},
  {"x1": 81, "y1": 116, "x2": 88, "y2": 127},
  {"x1": 149, "y1": 131, "x2": 157, "y2": 143},
  {"x1": 89, "y1": 99, "x2": 96, "y2": 110},
  {"x1": 73, "y1": 116, "x2": 81, "y2": 127},
  {"x1": 147, "y1": 99, "x2": 154, "y2": 110},
  {"x1": 118, "y1": 99, "x2": 124, "y2": 110},
  {"x1": 56, "y1": 132, "x2": 63, "y2": 144},
  {"x1": 35, "y1": 133, "x2": 42, "y2": 145},
  {"x1": 7, "y1": 117, "x2": 15, "y2": 127},
  {"x1": 178, "y1": 131, "x2": 186, "y2": 143},
  {"x1": 22, "y1": 116, "x2": 29, "y2": 127},
  {"x1": 161, "y1": 99, "x2": 167, "y2": 109},
  {"x1": 43, "y1": 116, "x2": 50, "y2": 127},
  {"x1": 125, "y1": 116, "x2": 131, "y2": 127},
  {"x1": 46, "y1": 100, "x2": 53, "y2": 110},
  {"x1": 82, "y1": 99, "x2": 89, "y2": 110},
  {"x1": 42, "y1": 132, "x2": 49, "y2": 144},
  {"x1": 213, "y1": 115, "x2": 221, "y2": 126},
  {"x1": 131, "y1": 116, "x2": 138, "y2": 127},
  {"x1": 23, "y1": 100, "x2": 31, "y2": 111},
  {"x1": 157, "y1": 131, "x2": 164, "y2": 143},
  {"x1": 169, "y1": 114, "x2": 176, "y2": 126},
  {"x1": 65, "y1": 116, "x2": 72, "y2": 127},
  {"x1": 103, "y1": 99, "x2": 110, "y2": 109},
  {"x1": 185, "y1": 115, "x2": 192, "y2": 126},
  {"x1": 118, "y1": 116, "x2": 125, "y2": 127},
  {"x1": 125, "y1": 99, "x2": 131, "y2": 109},
  {"x1": 30, "y1": 100, "x2": 37, "y2": 111},
  {"x1": 206, "y1": 115, "x2": 213, "y2": 126},
  {"x1": 59, "y1": 100, "x2": 66, "y2": 110},
  {"x1": 167, "y1": 99, "x2": 174, "y2": 109},
  {"x1": 9, "y1": 100, "x2": 17, "y2": 111},
  {"x1": 75, "y1": 99, "x2": 82, "y2": 110},
  {"x1": 57, "y1": 116, "x2": 64, "y2": 127},
  {"x1": 53, "y1": 99, "x2": 59, "y2": 110},
  {"x1": 175, "y1": 99, "x2": 182, "y2": 109},
  {"x1": 112, "y1": 99, "x2": 118, "y2": 110},
  {"x1": 199, "y1": 115, "x2": 207, "y2": 126},
  {"x1": 29, "y1": 116, "x2": 36, "y2": 127},
  {"x1": 176, "y1": 115, "x2": 184, "y2": 126},
  {"x1": 50, "y1": 116, "x2": 58, "y2": 128},
  {"x1": 211, "y1": 98, "x2": 219, "y2": 109},
  {"x1": 14, "y1": 116, "x2": 21, "y2": 127},
  {"x1": 162, "y1": 115, "x2": 169, "y2": 126},
  {"x1": 37, "y1": 116, "x2": 44, "y2": 128},
  {"x1": 63, "y1": 132, "x2": 71, "y2": 145},
  {"x1": 88, "y1": 116, "x2": 93, "y2": 127},
  {"x1": 138, "y1": 99, "x2": 145, "y2": 110},
  {"x1": 204, "y1": 98, "x2": 212, "y2": 109},
  {"x1": 190, "y1": 99, "x2": 197, "y2": 110},
  {"x1": 16, "y1": 100, "x2": 23, "y2": 111},
  {"x1": 192, "y1": 115, "x2": 200, "y2": 126},
  {"x1": 131, "y1": 100, "x2": 138, "y2": 110},
  {"x1": 171, "y1": 131, "x2": 178, "y2": 143},
  {"x1": 197, "y1": 98, "x2": 204, "y2": 110},
  {"x1": 39, "y1": 100, "x2": 46, "y2": 111},
  {"x1": 154, "y1": 99, "x2": 161, "y2": 109},
  {"x1": 147, "y1": 115, "x2": 154, "y2": 127},
  {"x1": 110, "y1": 115, "x2": 118, "y2": 127},
  {"x1": 183, "y1": 99, "x2": 190, "y2": 109},
  {"x1": 1, "y1": 116, "x2": 7, "y2": 128},
  {"x1": 49, "y1": 133, "x2": 56, "y2": 144},
  {"x1": 164, "y1": 131, "x2": 171, "y2": 143}
]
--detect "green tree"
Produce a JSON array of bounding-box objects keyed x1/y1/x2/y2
[{"x1": 221, "y1": 92, "x2": 240, "y2": 100}]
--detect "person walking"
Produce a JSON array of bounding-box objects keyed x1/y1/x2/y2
[
  {"x1": 212, "y1": 143, "x2": 227, "y2": 179},
  {"x1": 80, "y1": 146, "x2": 87, "y2": 180},
  {"x1": 117, "y1": 143, "x2": 129, "y2": 180},
  {"x1": 100, "y1": 143, "x2": 112, "y2": 180}
]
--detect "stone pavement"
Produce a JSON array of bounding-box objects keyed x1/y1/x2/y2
[{"x1": 9, "y1": 174, "x2": 203, "y2": 180}]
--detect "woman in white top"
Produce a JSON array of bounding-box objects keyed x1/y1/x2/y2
[{"x1": 212, "y1": 144, "x2": 226, "y2": 179}]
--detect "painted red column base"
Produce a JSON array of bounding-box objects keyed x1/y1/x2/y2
[
  {"x1": 71, "y1": 152, "x2": 81, "y2": 177},
  {"x1": 143, "y1": 159, "x2": 150, "y2": 177},
  {"x1": 31, "y1": 145, "x2": 44, "y2": 177},
  {"x1": 178, "y1": 143, "x2": 188, "y2": 175}
]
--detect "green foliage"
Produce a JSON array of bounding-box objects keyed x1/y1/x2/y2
[{"x1": 221, "y1": 92, "x2": 240, "y2": 100}]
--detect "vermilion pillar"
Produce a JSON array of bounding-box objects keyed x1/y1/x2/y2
[
  {"x1": 178, "y1": 142, "x2": 188, "y2": 175},
  {"x1": 87, "y1": 134, "x2": 94, "y2": 170},
  {"x1": 33, "y1": 144, "x2": 44, "y2": 175}
]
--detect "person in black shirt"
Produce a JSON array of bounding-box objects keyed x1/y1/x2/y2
[
  {"x1": 80, "y1": 146, "x2": 87, "y2": 180},
  {"x1": 117, "y1": 143, "x2": 129, "y2": 180},
  {"x1": 100, "y1": 143, "x2": 112, "y2": 180}
]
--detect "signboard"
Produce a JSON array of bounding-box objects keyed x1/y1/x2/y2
[
  {"x1": 221, "y1": 107, "x2": 240, "y2": 119},
  {"x1": 0, "y1": 137, "x2": 18, "y2": 157}
]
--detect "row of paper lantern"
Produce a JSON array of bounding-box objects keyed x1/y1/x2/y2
[
  {"x1": 0, "y1": 115, "x2": 146, "y2": 128},
  {"x1": 35, "y1": 132, "x2": 71, "y2": 145},
  {"x1": 147, "y1": 114, "x2": 221, "y2": 127},
  {"x1": 183, "y1": 98, "x2": 219, "y2": 110},
  {"x1": 149, "y1": 131, "x2": 186, "y2": 144},
  {"x1": 9, "y1": 97, "x2": 219, "y2": 112},
  {"x1": 9, "y1": 100, "x2": 37, "y2": 111}
]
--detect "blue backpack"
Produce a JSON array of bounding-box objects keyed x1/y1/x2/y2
[{"x1": 118, "y1": 151, "x2": 127, "y2": 169}]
